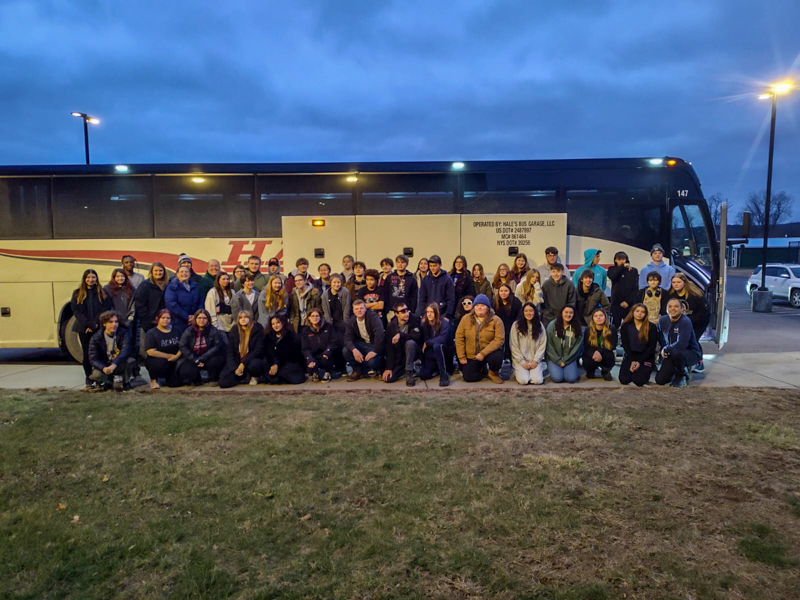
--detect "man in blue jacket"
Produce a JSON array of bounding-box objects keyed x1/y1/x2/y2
[
  {"x1": 656, "y1": 298, "x2": 702, "y2": 388},
  {"x1": 416, "y1": 254, "x2": 455, "y2": 320}
]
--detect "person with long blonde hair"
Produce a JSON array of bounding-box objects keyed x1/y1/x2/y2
[
  {"x1": 515, "y1": 268, "x2": 543, "y2": 306},
  {"x1": 219, "y1": 310, "x2": 266, "y2": 388},
  {"x1": 257, "y1": 275, "x2": 289, "y2": 330},
  {"x1": 581, "y1": 308, "x2": 617, "y2": 381},
  {"x1": 618, "y1": 303, "x2": 658, "y2": 387}
]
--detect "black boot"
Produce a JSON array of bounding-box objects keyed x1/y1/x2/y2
[
  {"x1": 602, "y1": 369, "x2": 613, "y2": 381},
  {"x1": 439, "y1": 371, "x2": 450, "y2": 387},
  {"x1": 405, "y1": 371, "x2": 416, "y2": 387}
]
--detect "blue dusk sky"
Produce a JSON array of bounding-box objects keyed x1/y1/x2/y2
[{"x1": 0, "y1": 0, "x2": 798, "y2": 212}]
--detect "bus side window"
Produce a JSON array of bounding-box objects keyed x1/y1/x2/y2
[{"x1": 0, "y1": 178, "x2": 52, "y2": 239}]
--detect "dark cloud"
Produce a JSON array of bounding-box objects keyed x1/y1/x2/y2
[{"x1": 0, "y1": 0, "x2": 797, "y2": 209}]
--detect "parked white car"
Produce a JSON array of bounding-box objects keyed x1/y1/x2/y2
[{"x1": 747, "y1": 264, "x2": 800, "y2": 308}]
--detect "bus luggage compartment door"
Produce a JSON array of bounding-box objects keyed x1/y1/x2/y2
[{"x1": 0, "y1": 282, "x2": 57, "y2": 347}]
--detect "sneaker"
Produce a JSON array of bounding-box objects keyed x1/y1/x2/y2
[
  {"x1": 585, "y1": 370, "x2": 596, "y2": 379},
  {"x1": 488, "y1": 370, "x2": 504, "y2": 384},
  {"x1": 671, "y1": 376, "x2": 688, "y2": 388},
  {"x1": 439, "y1": 372, "x2": 450, "y2": 387},
  {"x1": 149, "y1": 380, "x2": 160, "y2": 390},
  {"x1": 85, "y1": 381, "x2": 97, "y2": 391},
  {"x1": 113, "y1": 375, "x2": 124, "y2": 392},
  {"x1": 249, "y1": 377, "x2": 258, "y2": 386},
  {"x1": 602, "y1": 369, "x2": 613, "y2": 382},
  {"x1": 405, "y1": 371, "x2": 416, "y2": 387},
  {"x1": 347, "y1": 371, "x2": 361, "y2": 382},
  {"x1": 322, "y1": 371, "x2": 332, "y2": 382},
  {"x1": 694, "y1": 360, "x2": 705, "y2": 373},
  {"x1": 311, "y1": 372, "x2": 320, "y2": 382},
  {"x1": 366, "y1": 369, "x2": 377, "y2": 378}
]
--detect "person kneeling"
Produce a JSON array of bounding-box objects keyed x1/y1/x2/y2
[
  {"x1": 264, "y1": 314, "x2": 307, "y2": 385},
  {"x1": 582, "y1": 308, "x2": 617, "y2": 381},
  {"x1": 455, "y1": 294, "x2": 505, "y2": 384},
  {"x1": 178, "y1": 309, "x2": 226, "y2": 386},
  {"x1": 510, "y1": 302, "x2": 546, "y2": 385},
  {"x1": 419, "y1": 303, "x2": 454, "y2": 387},
  {"x1": 656, "y1": 298, "x2": 702, "y2": 388},
  {"x1": 301, "y1": 308, "x2": 341, "y2": 382},
  {"x1": 382, "y1": 302, "x2": 422, "y2": 386},
  {"x1": 88, "y1": 311, "x2": 134, "y2": 391},
  {"x1": 545, "y1": 306, "x2": 583, "y2": 384},
  {"x1": 618, "y1": 303, "x2": 658, "y2": 387},
  {"x1": 219, "y1": 310, "x2": 266, "y2": 388},
  {"x1": 343, "y1": 300, "x2": 385, "y2": 381}
]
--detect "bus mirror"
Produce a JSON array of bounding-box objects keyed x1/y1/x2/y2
[
  {"x1": 508, "y1": 247, "x2": 519, "y2": 257},
  {"x1": 314, "y1": 248, "x2": 325, "y2": 259},
  {"x1": 403, "y1": 247, "x2": 414, "y2": 257},
  {"x1": 741, "y1": 211, "x2": 751, "y2": 238}
]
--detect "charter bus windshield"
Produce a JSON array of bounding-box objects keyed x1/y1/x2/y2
[{"x1": 0, "y1": 157, "x2": 724, "y2": 362}]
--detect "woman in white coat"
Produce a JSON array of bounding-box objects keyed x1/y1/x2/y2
[
  {"x1": 509, "y1": 301, "x2": 547, "y2": 385},
  {"x1": 205, "y1": 272, "x2": 234, "y2": 332}
]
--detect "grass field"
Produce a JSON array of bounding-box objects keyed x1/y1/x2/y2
[{"x1": 1, "y1": 387, "x2": 799, "y2": 599}]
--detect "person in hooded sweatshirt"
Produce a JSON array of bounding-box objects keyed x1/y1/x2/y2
[
  {"x1": 382, "y1": 254, "x2": 418, "y2": 315},
  {"x1": 71, "y1": 268, "x2": 113, "y2": 388},
  {"x1": 301, "y1": 307, "x2": 340, "y2": 382},
  {"x1": 419, "y1": 303, "x2": 454, "y2": 387},
  {"x1": 88, "y1": 310, "x2": 134, "y2": 391},
  {"x1": 104, "y1": 268, "x2": 135, "y2": 330},
  {"x1": 285, "y1": 257, "x2": 315, "y2": 295},
  {"x1": 264, "y1": 313, "x2": 307, "y2": 385},
  {"x1": 289, "y1": 272, "x2": 322, "y2": 333},
  {"x1": 455, "y1": 294, "x2": 505, "y2": 384},
  {"x1": 257, "y1": 275, "x2": 289, "y2": 330},
  {"x1": 537, "y1": 247, "x2": 571, "y2": 283},
  {"x1": 572, "y1": 249, "x2": 607, "y2": 292},
  {"x1": 509, "y1": 302, "x2": 547, "y2": 385},
  {"x1": 541, "y1": 263, "x2": 576, "y2": 325},
  {"x1": 164, "y1": 265, "x2": 203, "y2": 336},
  {"x1": 638, "y1": 244, "x2": 675, "y2": 291},
  {"x1": 415, "y1": 254, "x2": 456, "y2": 320},
  {"x1": 607, "y1": 251, "x2": 640, "y2": 328},
  {"x1": 266, "y1": 257, "x2": 287, "y2": 285},
  {"x1": 656, "y1": 298, "x2": 702, "y2": 388},
  {"x1": 576, "y1": 269, "x2": 611, "y2": 326},
  {"x1": 382, "y1": 301, "x2": 423, "y2": 386}
]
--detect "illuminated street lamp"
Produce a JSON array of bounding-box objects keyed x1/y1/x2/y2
[
  {"x1": 71, "y1": 112, "x2": 100, "y2": 165},
  {"x1": 752, "y1": 81, "x2": 793, "y2": 312}
]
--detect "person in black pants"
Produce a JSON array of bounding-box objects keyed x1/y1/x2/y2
[
  {"x1": 607, "y1": 252, "x2": 639, "y2": 329},
  {"x1": 667, "y1": 273, "x2": 710, "y2": 372},
  {"x1": 493, "y1": 284, "x2": 522, "y2": 361},
  {"x1": 619, "y1": 303, "x2": 658, "y2": 387},
  {"x1": 70, "y1": 269, "x2": 113, "y2": 389},
  {"x1": 300, "y1": 308, "x2": 340, "y2": 382},
  {"x1": 178, "y1": 309, "x2": 226, "y2": 385},
  {"x1": 88, "y1": 311, "x2": 134, "y2": 391},
  {"x1": 219, "y1": 310, "x2": 267, "y2": 388},
  {"x1": 656, "y1": 299, "x2": 702, "y2": 388},
  {"x1": 581, "y1": 308, "x2": 618, "y2": 381},
  {"x1": 144, "y1": 310, "x2": 183, "y2": 389},
  {"x1": 418, "y1": 303, "x2": 454, "y2": 387},
  {"x1": 382, "y1": 301, "x2": 423, "y2": 386},
  {"x1": 134, "y1": 262, "x2": 169, "y2": 361},
  {"x1": 343, "y1": 300, "x2": 385, "y2": 381},
  {"x1": 264, "y1": 313, "x2": 307, "y2": 385}
]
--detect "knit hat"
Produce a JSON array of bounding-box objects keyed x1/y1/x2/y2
[
  {"x1": 178, "y1": 253, "x2": 192, "y2": 265},
  {"x1": 473, "y1": 294, "x2": 491, "y2": 308},
  {"x1": 428, "y1": 254, "x2": 442, "y2": 265},
  {"x1": 650, "y1": 244, "x2": 665, "y2": 255}
]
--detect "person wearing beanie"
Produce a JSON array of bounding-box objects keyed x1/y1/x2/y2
[
  {"x1": 639, "y1": 244, "x2": 675, "y2": 290},
  {"x1": 415, "y1": 254, "x2": 456, "y2": 320},
  {"x1": 174, "y1": 253, "x2": 203, "y2": 285},
  {"x1": 455, "y1": 293, "x2": 505, "y2": 384}
]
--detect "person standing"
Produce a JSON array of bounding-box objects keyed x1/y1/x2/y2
[
  {"x1": 541, "y1": 263, "x2": 576, "y2": 325},
  {"x1": 205, "y1": 272, "x2": 234, "y2": 332},
  {"x1": 471, "y1": 263, "x2": 493, "y2": 299},
  {"x1": 219, "y1": 310, "x2": 267, "y2": 388},
  {"x1": 88, "y1": 311, "x2": 134, "y2": 391},
  {"x1": 379, "y1": 257, "x2": 394, "y2": 289},
  {"x1": 285, "y1": 257, "x2": 315, "y2": 294},
  {"x1": 414, "y1": 257, "x2": 430, "y2": 291},
  {"x1": 510, "y1": 254, "x2": 530, "y2": 284},
  {"x1": 289, "y1": 272, "x2": 322, "y2": 333},
  {"x1": 231, "y1": 274, "x2": 260, "y2": 324},
  {"x1": 667, "y1": 273, "x2": 710, "y2": 372},
  {"x1": 343, "y1": 300, "x2": 385, "y2": 381},
  {"x1": 383, "y1": 254, "x2": 418, "y2": 315},
  {"x1": 197, "y1": 259, "x2": 221, "y2": 301},
  {"x1": 575, "y1": 269, "x2": 610, "y2": 326},
  {"x1": 134, "y1": 263, "x2": 168, "y2": 359},
  {"x1": 545, "y1": 306, "x2": 583, "y2": 384},
  {"x1": 164, "y1": 265, "x2": 203, "y2": 336},
  {"x1": 257, "y1": 275, "x2": 289, "y2": 330},
  {"x1": 267, "y1": 258, "x2": 287, "y2": 285},
  {"x1": 455, "y1": 294, "x2": 505, "y2": 384},
  {"x1": 493, "y1": 283, "x2": 522, "y2": 361},
  {"x1": 345, "y1": 261, "x2": 367, "y2": 298},
  {"x1": 636, "y1": 272, "x2": 667, "y2": 324},
  {"x1": 341, "y1": 255, "x2": 355, "y2": 282},
  {"x1": 537, "y1": 247, "x2": 570, "y2": 283},
  {"x1": 515, "y1": 269, "x2": 543, "y2": 306},
  {"x1": 639, "y1": 244, "x2": 675, "y2": 290},
  {"x1": 449, "y1": 255, "x2": 475, "y2": 305},
  {"x1": 382, "y1": 301, "x2": 422, "y2": 386},
  {"x1": 176, "y1": 254, "x2": 203, "y2": 285},
  {"x1": 104, "y1": 269, "x2": 135, "y2": 330},
  {"x1": 321, "y1": 274, "x2": 352, "y2": 328},
  {"x1": 121, "y1": 255, "x2": 144, "y2": 289},
  {"x1": 509, "y1": 302, "x2": 546, "y2": 385},
  {"x1": 656, "y1": 298, "x2": 702, "y2": 388},
  {"x1": 314, "y1": 263, "x2": 333, "y2": 295},
  {"x1": 178, "y1": 309, "x2": 226, "y2": 385},
  {"x1": 264, "y1": 314, "x2": 307, "y2": 385},
  {"x1": 581, "y1": 308, "x2": 617, "y2": 381},
  {"x1": 571, "y1": 249, "x2": 607, "y2": 291},
  {"x1": 607, "y1": 251, "x2": 639, "y2": 328},
  {"x1": 70, "y1": 269, "x2": 113, "y2": 389},
  {"x1": 416, "y1": 254, "x2": 456, "y2": 320},
  {"x1": 144, "y1": 310, "x2": 182, "y2": 389},
  {"x1": 491, "y1": 263, "x2": 517, "y2": 297},
  {"x1": 234, "y1": 255, "x2": 270, "y2": 292},
  {"x1": 618, "y1": 303, "x2": 658, "y2": 387}
]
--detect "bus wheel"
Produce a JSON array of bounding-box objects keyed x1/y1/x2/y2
[
  {"x1": 62, "y1": 316, "x2": 83, "y2": 363},
  {"x1": 790, "y1": 289, "x2": 800, "y2": 309}
]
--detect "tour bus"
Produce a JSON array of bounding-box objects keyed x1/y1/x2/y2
[{"x1": 0, "y1": 158, "x2": 726, "y2": 362}]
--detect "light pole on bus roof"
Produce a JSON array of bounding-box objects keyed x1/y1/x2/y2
[
  {"x1": 70, "y1": 112, "x2": 100, "y2": 165},
  {"x1": 752, "y1": 81, "x2": 793, "y2": 313}
]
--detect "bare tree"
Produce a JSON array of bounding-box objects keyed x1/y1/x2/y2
[
  {"x1": 737, "y1": 190, "x2": 794, "y2": 227},
  {"x1": 706, "y1": 193, "x2": 725, "y2": 227}
]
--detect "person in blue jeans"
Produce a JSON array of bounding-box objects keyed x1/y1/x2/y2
[
  {"x1": 545, "y1": 305, "x2": 583, "y2": 383},
  {"x1": 343, "y1": 299, "x2": 385, "y2": 381}
]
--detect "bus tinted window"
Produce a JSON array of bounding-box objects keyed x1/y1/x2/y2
[
  {"x1": 257, "y1": 175, "x2": 354, "y2": 237},
  {"x1": 565, "y1": 169, "x2": 664, "y2": 250},
  {"x1": 358, "y1": 174, "x2": 458, "y2": 215},
  {"x1": 53, "y1": 176, "x2": 153, "y2": 238},
  {"x1": 0, "y1": 178, "x2": 51, "y2": 239},
  {"x1": 462, "y1": 171, "x2": 561, "y2": 214},
  {"x1": 155, "y1": 176, "x2": 253, "y2": 238}
]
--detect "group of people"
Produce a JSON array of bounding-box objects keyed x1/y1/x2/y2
[{"x1": 69, "y1": 243, "x2": 708, "y2": 391}]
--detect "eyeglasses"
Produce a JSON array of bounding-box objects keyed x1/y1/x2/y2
[{"x1": 396, "y1": 308, "x2": 410, "y2": 314}]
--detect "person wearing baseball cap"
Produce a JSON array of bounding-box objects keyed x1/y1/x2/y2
[
  {"x1": 455, "y1": 293, "x2": 505, "y2": 384},
  {"x1": 415, "y1": 254, "x2": 456, "y2": 320},
  {"x1": 638, "y1": 244, "x2": 675, "y2": 291},
  {"x1": 267, "y1": 257, "x2": 287, "y2": 285}
]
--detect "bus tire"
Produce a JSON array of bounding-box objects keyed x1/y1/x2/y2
[{"x1": 62, "y1": 316, "x2": 83, "y2": 363}]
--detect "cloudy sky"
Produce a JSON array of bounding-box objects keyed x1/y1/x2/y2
[{"x1": 0, "y1": 0, "x2": 797, "y2": 212}]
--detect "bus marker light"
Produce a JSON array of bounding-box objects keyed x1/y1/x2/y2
[
  {"x1": 648, "y1": 158, "x2": 663, "y2": 165},
  {"x1": 452, "y1": 162, "x2": 465, "y2": 170},
  {"x1": 346, "y1": 176, "x2": 358, "y2": 182},
  {"x1": 312, "y1": 219, "x2": 326, "y2": 227},
  {"x1": 191, "y1": 177, "x2": 205, "y2": 183},
  {"x1": 667, "y1": 160, "x2": 677, "y2": 166},
  {"x1": 115, "y1": 165, "x2": 129, "y2": 172}
]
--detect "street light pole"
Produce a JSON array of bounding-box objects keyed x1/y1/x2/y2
[
  {"x1": 759, "y1": 92, "x2": 777, "y2": 291},
  {"x1": 70, "y1": 112, "x2": 100, "y2": 165}
]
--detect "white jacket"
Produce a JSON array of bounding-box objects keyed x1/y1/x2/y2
[
  {"x1": 205, "y1": 287, "x2": 234, "y2": 331},
  {"x1": 509, "y1": 321, "x2": 546, "y2": 366},
  {"x1": 515, "y1": 280, "x2": 543, "y2": 306}
]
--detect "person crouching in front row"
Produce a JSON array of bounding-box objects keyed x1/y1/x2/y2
[
  {"x1": 219, "y1": 310, "x2": 267, "y2": 388},
  {"x1": 264, "y1": 313, "x2": 307, "y2": 385},
  {"x1": 656, "y1": 298, "x2": 702, "y2": 388},
  {"x1": 178, "y1": 308, "x2": 226, "y2": 386},
  {"x1": 382, "y1": 301, "x2": 423, "y2": 386},
  {"x1": 343, "y1": 299, "x2": 385, "y2": 381},
  {"x1": 455, "y1": 294, "x2": 505, "y2": 384},
  {"x1": 545, "y1": 305, "x2": 583, "y2": 384},
  {"x1": 88, "y1": 310, "x2": 134, "y2": 391}
]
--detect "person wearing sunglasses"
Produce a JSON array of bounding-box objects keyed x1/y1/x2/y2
[{"x1": 382, "y1": 301, "x2": 423, "y2": 386}]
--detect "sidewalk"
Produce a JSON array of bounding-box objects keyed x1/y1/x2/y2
[{"x1": 1, "y1": 352, "x2": 798, "y2": 391}]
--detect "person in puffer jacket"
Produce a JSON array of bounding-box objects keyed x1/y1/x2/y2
[
  {"x1": 164, "y1": 265, "x2": 203, "y2": 336},
  {"x1": 509, "y1": 302, "x2": 547, "y2": 385}
]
